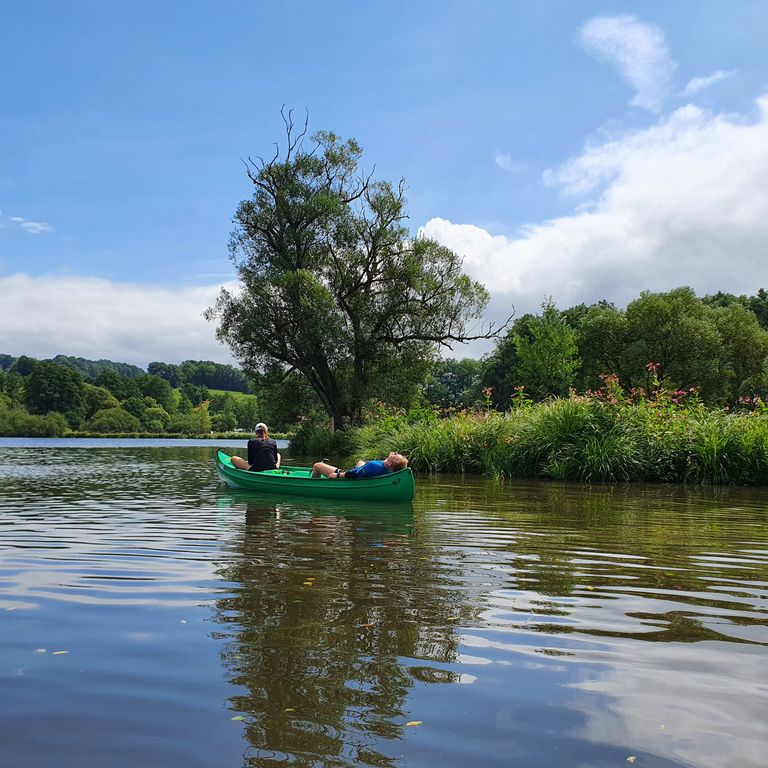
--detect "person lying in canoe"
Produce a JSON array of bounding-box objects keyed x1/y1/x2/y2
[
  {"x1": 229, "y1": 422, "x2": 282, "y2": 472},
  {"x1": 311, "y1": 452, "x2": 408, "y2": 479}
]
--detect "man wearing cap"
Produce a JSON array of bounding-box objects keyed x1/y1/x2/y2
[{"x1": 230, "y1": 422, "x2": 282, "y2": 472}]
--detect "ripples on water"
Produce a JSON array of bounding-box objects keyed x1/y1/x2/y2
[{"x1": 0, "y1": 444, "x2": 766, "y2": 768}]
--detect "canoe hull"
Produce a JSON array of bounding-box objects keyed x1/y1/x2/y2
[{"x1": 215, "y1": 450, "x2": 415, "y2": 503}]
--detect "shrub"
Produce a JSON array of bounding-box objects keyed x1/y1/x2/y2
[
  {"x1": 289, "y1": 422, "x2": 352, "y2": 458},
  {"x1": 85, "y1": 407, "x2": 141, "y2": 433},
  {"x1": 0, "y1": 407, "x2": 69, "y2": 436}
]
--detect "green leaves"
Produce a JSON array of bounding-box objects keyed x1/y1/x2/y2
[{"x1": 210, "y1": 119, "x2": 494, "y2": 425}]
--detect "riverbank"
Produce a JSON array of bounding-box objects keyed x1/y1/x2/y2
[{"x1": 350, "y1": 395, "x2": 768, "y2": 485}]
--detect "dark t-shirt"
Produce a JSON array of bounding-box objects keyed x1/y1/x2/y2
[{"x1": 247, "y1": 437, "x2": 279, "y2": 471}]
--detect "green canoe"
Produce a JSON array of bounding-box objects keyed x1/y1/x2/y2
[{"x1": 215, "y1": 450, "x2": 415, "y2": 503}]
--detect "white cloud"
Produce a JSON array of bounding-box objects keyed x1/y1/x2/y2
[
  {"x1": 423, "y1": 96, "x2": 768, "y2": 323},
  {"x1": 683, "y1": 69, "x2": 735, "y2": 96},
  {"x1": 0, "y1": 274, "x2": 238, "y2": 368},
  {"x1": 579, "y1": 14, "x2": 676, "y2": 112},
  {"x1": 4, "y1": 214, "x2": 53, "y2": 234},
  {"x1": 494, "y1": 152, "x2": 524, "y2": 172}
]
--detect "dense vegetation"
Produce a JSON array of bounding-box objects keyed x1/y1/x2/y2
[
  {"x1": 0, "y1": 356, "x2": 259, "y2": 436},
  {"x1": 285, "y1": 286, "x2": 768, "y2": 485},
  {"x1": 348, "y1": 371, "x2": 768, "y2": 485},
  {"x1": 4, "y1": 286, "x2": 768, "y2": 486}
]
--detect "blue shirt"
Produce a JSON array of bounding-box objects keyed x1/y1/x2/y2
[{"x1": 344, "y1": 460, "x2": 390, "y2": 479}]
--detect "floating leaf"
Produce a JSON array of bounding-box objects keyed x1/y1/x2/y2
[
  {"x1": 406, "y1": 721, "x2": 423, "y2": 727},
  {"x1": 33, "y1": 648, "x2": 47, "y2": 654},
  {"x1": 626, "y1": 757, "x2": 637, "y2": 764},
  {"x1": 52, "y1": 650, "x2": 69, "y2": 655},
  {"x1": 303, "y1": 581, "x2": 314, "y2": 586},
  {"x1": 231, "y1": 715, "x2": 245, "y2": 721},
  {"x1": 585, "y1": 586, "x2": 594, "y2": 591},
  {"x1": 284, "y1": 708, "x2": 295, "y2": 713}
]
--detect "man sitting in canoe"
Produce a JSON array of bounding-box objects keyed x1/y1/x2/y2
[
  {"x1": 230, "y1": 422, "x2": 282, "y2": 472},
  {"x1": 311, "y1": 452, "x2": 408, "y2": 479}
]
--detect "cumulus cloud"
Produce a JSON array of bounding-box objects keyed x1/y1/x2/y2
[
  {"x1": 683, "y1": 69, "x2": 735, "y2": 96},
  {"x1": 579, "y1": 14, "x2": 676, "y2": 112},
  {"x1": 0, "y1": 274, "x2": 238, "y2": 368},
  {"x1": 423, "y1": 96, "x2": 768, "y2": 322}
]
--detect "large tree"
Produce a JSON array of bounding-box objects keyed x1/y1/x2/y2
[{"x1": 208, "y1": 114, "x2": 501, "y2": 426}]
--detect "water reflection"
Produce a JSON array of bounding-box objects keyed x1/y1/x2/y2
[
  {"x1": 1, "y1": 446, "x2": 766, "y2": 768},
  {"x1": 211, "y1": 488, "x2": 472, "y2": 766}
]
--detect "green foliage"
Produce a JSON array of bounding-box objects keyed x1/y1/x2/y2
[
  {"x1": 351, "y1": 382, "x2": 768, "y2": 485},
  {"x1": 480, "y1": 313, "x2": 535, "y2": 409},
  {"x1": 10, "y1": 355, "x2": 40, "y2": 376},
  {"x1": 143, "y1": 405, "x2": 170, "y2": 431},
  {"x1": 180, "y1": 382, "x2": 209, "y2": 406},
  {"x1": 178, "y1": 360, "x2": 250, "y2": 392},
  {"x1": 168, "y1": 405, "x2": 211, "y2": 435},
  {"x1": 2, "y1": 371, "x2": 25, "y2": 405},
  {"x1": 288, "y1": 423, "x2": 352, "y2": 458},
  {"x1": 93, "y1": 370, "x2": 141, "y2": 401},
  {"x1": 83, "y1": 383, "x2": 120, "y2": 419},
  {"x1": 147, "y1": 362, "x2": 182, "y2": 387},
  {"x1": 513, "y1": 300, "x2": 580, "y2": 400},
  {"x1": 176, "y1": 393, "x2": 194, "y2": 414},
  {"x1": 208, "y1": 115, "x2": 495, "y2": 426},
  {"x1": 49, "y1": 354, "x2": 143, "y2": 380},
  {"x1": 250, "y1": 372, "x2": 323, "y2": 432},
  {"x1": 624, "y1": 288, "x2": 723, "y2": 400},
  {"x1": 134, "y1": 374, "x2": 174, "y2": 412},
  {"x1": 0, "y1": 406, "x2": 69, "y2": 436},
  {"x1": 211, "y1": 410, "x2": 237, "y2": 432},
  {"x1": 424, "y1": 358, "x2": 484, "y2": 410},
  {"x1": 24, "y1": 361, "x2": 88, "y2": 428},
  {"x1": 121, "y1": 396, "x2": 146, "y2": 420},
  {"x1": 574, "y1": 302, "x2": 629, "y2": 389},
  {"x1": 482, "y1": 287, "x2": 768, "y2": 408},
  {"x1": 86, "y1": 407, "x2": 142, "y2": 433}
]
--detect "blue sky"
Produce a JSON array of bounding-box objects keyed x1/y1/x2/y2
[{"x1": 2, "y1": 1, "x2": 768, "y2": 366}]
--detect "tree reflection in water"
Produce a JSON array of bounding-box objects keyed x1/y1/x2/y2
[{"x1": 210, "y1": 492, "x2": 474, "y2": 766}]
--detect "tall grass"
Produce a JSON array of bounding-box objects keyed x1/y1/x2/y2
[{"x1": 347, "y1": 395, "x2": 768, "y2": 485}]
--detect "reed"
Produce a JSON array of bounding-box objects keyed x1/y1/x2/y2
[{"x1": 347, "y1": 395, "x2": 768, "y2": 485}]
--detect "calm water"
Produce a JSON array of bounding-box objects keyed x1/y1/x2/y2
[{"x1": 1, "y1": 442, "x2": 766, "y2": 768}]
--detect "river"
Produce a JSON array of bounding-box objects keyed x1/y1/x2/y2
[{"x1": 1, "y1": 440, "x2": 766, "y2": 767}]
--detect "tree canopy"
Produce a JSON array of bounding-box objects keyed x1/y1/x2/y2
[{"x1": 208, "y1": 114, "x2": 501, "y2": 425}]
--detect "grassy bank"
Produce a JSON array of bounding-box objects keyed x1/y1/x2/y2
[{"x1": 348, "y1": 394, "x2": 768, "y2": 485}]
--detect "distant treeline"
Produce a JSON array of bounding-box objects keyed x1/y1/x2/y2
[
  {"x1": 4, "y1": 286, "x2": 768, "y2": 444},
  {"x1": 0, "y1": 355, "x2": 250, "y2": 393},
  {"x1": 0, "y1": 355, "x2": 259, "y2": 437}
]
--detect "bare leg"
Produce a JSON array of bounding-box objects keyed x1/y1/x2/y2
[
  {"x1": 231, "y1": 455, "x2": 251, "y2": 470},
  {"x1": 312, "y1": 461, "x2": 340, "y2": 478}
]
